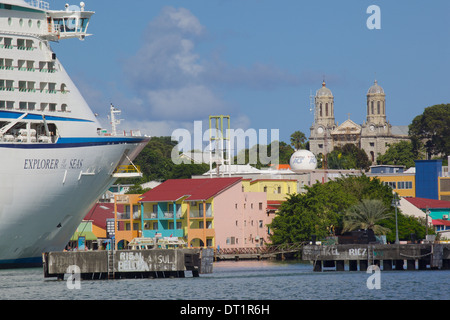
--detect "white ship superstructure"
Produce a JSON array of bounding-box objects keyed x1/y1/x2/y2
[{"x1": 0, "y1": 0, "x2": 150, "y2": 267}]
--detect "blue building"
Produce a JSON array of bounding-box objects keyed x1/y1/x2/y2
[{"x1": 415, "y1": 160, "x2": 442, "y2": 200}]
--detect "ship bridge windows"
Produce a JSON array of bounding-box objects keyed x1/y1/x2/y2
[{"x1": 50, "y1": 16, "x2": 90, "y2": 35}]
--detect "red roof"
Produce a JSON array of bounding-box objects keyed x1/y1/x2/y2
[
  {"x1": 140, "y1": 177, "x2": 242, "y2": 202},
  {"x1": 432, "y1": 219, "x2": 450, "y2": 226},
  {"x1": 84, "y1": 203, "x2": 122, "y2": 230},
  {"x1": 404, "y1": 197, "x2": 450, "y2": 209}
]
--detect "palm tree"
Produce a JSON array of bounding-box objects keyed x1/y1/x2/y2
[
  {"x1": 342, "y1": 199, "x2": 392, "y2": 235},
  {"x1": 290, "y1": 131, "x2": 307, "y2": 151}
]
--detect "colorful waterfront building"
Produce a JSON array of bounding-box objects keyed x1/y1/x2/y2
[
  {"x1": 139, "y1": 177, "x2": 269, "y2": 249},
  {"x1": 69, "y1": 202, "x2": 117, "y2": 250},
  {"x1": 404, "y1": 197, "x2": 450, "y2": 221},
  {"x1": 114, "y1": 194, "x2": 142, "y2": 249},
  {"x1": 68, "y1": 221, "x2": 97, "y2": 250},
  {"x1": 242, "y1": 179, "x2": 298, "y2": 202},
  {"x1": 367, "y1": 165, "x2": 416, "y2": 197}
]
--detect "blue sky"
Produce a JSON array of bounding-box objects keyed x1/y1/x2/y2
[{"x1": 53, "y1": 0, "x2": 450, "y2": 145}]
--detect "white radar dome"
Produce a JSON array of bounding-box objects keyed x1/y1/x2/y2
[{"x1": 289, "y1": 150, "x2": 317, "y2": 172}]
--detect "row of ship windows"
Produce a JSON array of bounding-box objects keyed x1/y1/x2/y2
[
  {"x1": 0, "y1": 37, "x2": 36, "y2": 50},
  {"x1": 6, "y1": 17, "x2": 42, "y2": 29},
  {"x1": 0, "y1": 58, "x2": 56, "y2": 73},
  {"x1": 0, "y1": 80, "x2": 68, "y2": 94},
  {"x1": 0, "y1": 101, "x2": 69, "y2": 112}
]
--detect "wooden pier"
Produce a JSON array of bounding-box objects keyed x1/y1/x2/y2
[
  {"x1": 302, "y1": 243, "x2": 450, "y2": 272},
  {"x1": 43, "y1": 248, "x2": 213, "y2": 280}
]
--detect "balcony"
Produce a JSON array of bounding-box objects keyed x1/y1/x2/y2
[
  {"x1": 162, "y1": 211, "x2": 182, "y2": 219},
  {"x1": 143, "y1": 212, "x2": 158, "y2": 219},
  {"x1": 189, "y1": 209, "x2": 213, "y2": 218},
  {"x1": 143, "y1": 211, "x2": 182, "y2": 219}
]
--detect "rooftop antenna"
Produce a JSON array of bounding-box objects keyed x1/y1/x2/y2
[
  {"x1": 209, "y1": 115, "x2": 231, "y2": 178},
  {"x1": 309, "y1": 89, "x2": 314, "y2": 113},
  {"x1": 109, "y1": 104, "x2": 123, "y2": 136}
]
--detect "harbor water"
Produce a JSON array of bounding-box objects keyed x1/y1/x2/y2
[{"x1": 1, "y1": 260, "x2": 449, "y2": 301}]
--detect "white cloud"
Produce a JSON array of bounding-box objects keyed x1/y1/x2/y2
[{"x1": 119, "y1": 6, "x2": 303, "y2": 137}]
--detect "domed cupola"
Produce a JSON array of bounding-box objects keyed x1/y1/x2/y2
[
  {"x1": 366, "y1": 79, "x2": 386, "y2": 125},
  {"x1": 367, "y1": 80, "x2": 384, "y2": 95},
  {"x1": 314, "y1": 81, "x2": 335, "y2": 127},
  {"x1": 316, "y1": 80, "x2": 333, "y2": 97}
]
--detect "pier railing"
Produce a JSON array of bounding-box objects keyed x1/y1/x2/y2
[{"x1": 215, "y1": 242, "x2": 308, "y2": 256}]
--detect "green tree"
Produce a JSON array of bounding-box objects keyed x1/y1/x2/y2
[
  {"x1": 379, "y1": 212, "x2": 433, "y2": 243},
  {"x1": 290, "y1": 131, "x2": 307, "y2": 150},
  {"x1": 279, "y1": 141, "x2": 295, "y2": 164},
  {"x1": 409, "y1": 104, "x2": 450, "y2": 158},
  {"x1": 327, "y1": 144, "x2": 371, "y2": 170},
  {"x1": 268, "y1": 175, "x2": 394, "y2": 244},
  {"x1": 377, "y1": 140, "x2": 419, "y2": 168},
  {"x1": 125, "y1": 184, "x2": 151, "y2": 195},
  {"x1": 170, "y1": 163, "x2": 210, "y2": 179},
  {"x1": 342, "y1": 199, "x2": 392, "y2": 235}
]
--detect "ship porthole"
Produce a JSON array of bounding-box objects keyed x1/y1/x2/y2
[
  {"x1": 8, "y1": 17, "x2": 12, "y2": 26},
  {"x1": 28, "y1": 19, "x2": 32, "y2": 28}
]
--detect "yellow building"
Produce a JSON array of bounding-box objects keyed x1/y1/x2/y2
[
  {"x1": 439, "y1": 177, "x2": 450, "y2": 201},
  {"x1": 114, "y1": 194, "x2": 143, "y2": 249},
  {"x1": 242, "y1": 179, "x2": 298, "y2": 202},
  {"x1": 366, "y1": 165, "x2": 416, "y2": 197}
]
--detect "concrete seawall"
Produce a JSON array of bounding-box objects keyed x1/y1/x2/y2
[
  {"x1": 302, "y1": 244, "x2": 450, "y2": 271},
  {"x1": 43, "y1": 248, "x2": 213, "y2": 280}
]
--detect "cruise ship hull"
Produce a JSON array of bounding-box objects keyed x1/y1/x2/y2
[{"x1": 0, "y1": 137, "x2": 149, "y2": 268}]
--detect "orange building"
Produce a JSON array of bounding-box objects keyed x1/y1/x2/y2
[{"x1": 114, "y1": 194, "x2": 143, "y2": 249}]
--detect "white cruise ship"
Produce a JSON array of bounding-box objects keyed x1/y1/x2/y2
[{"x1": 0, "y1": 0, "x2": 150, "y2": 267}]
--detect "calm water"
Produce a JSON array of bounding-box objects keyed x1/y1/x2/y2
[{"x1": 0, "y1": 260, "x2": 449, "y2": 301}]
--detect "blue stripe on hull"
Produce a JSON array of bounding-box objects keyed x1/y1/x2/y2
[
  {"x1": 0, "y1": 110, "x2": 94, "y2": 123},
  {"x1": 0, "y1": 137, "x2": 150, "y2": 149},
  {"x1": 0, "y1": 257, "x2": 42, "y2": 269}
]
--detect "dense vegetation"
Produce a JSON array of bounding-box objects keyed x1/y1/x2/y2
[{"x1": 268, "y1": 175, "x2": 430, "y2": 244}]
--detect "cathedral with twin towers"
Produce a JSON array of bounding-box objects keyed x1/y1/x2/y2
[{"x1": 309, "y1": 80, "x2": 409, "y2": 163}]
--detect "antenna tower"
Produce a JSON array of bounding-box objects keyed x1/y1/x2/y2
[{"x1": 209, "y1": 115, "x2": 231, "y2": 178}]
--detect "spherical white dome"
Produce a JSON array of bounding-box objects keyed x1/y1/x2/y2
[{"x1": 289, "y1": 150, "x2": 317, "y2": 172}]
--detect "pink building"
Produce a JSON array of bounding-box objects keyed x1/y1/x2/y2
[{"x1": 213, "y1": 180, "x2": 269, "y2": 249}]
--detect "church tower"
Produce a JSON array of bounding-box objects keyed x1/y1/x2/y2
[
  {"x1": 309, "y1": 81, "x2": 336, "y2": 156},
  {"x1": 361, "y1": 79, "x2": 392, "y2": 163},
  {"x1": 366, "y1": 80, "x2": 386, "y2": 125}
]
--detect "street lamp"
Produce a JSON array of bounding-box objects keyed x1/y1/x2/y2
[
  {"x1": 391, "y1": 193, "x2": 400, "y2": 244},
  {"x1": 425, "y1": 206, "x2": 430, "y2": 240}
]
